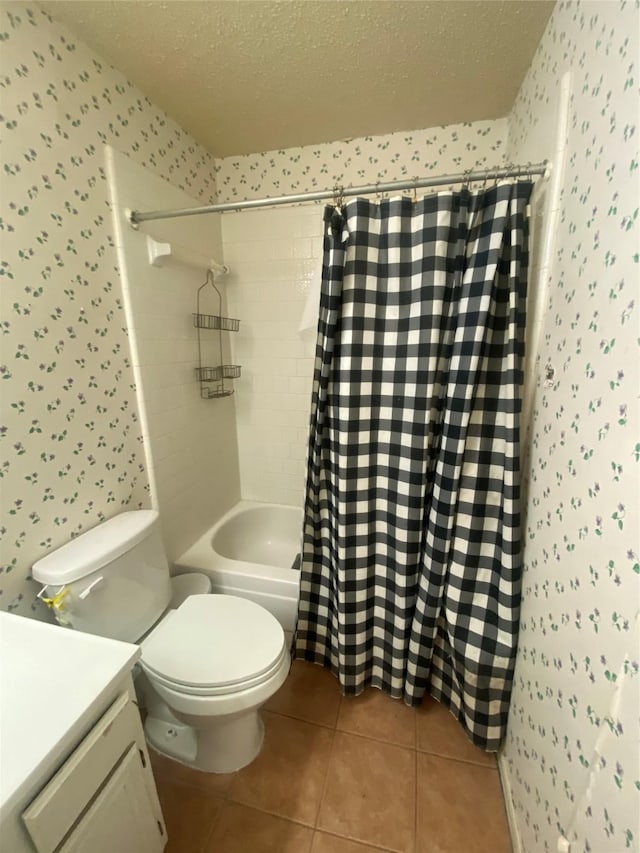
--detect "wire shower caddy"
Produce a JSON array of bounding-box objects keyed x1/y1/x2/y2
[{"x1": 194, "y1": 270, "x2": 241, "y2": 398}]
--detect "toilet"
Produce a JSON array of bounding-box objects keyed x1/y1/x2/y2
[{"x1": 32, "y1": 510, "x2": 290, "y2": 773}]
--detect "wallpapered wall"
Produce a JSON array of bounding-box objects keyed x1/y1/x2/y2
[
  {"x1": 215, "y1": 119, "x2": 507, "y2": 204},
  {"x1": 503, "y1": 2, "x2": 639, "y2": 852},
  {"x1": 0, "y1": 2, "x2": 219, "y2": 617},
  {"x1": 216, "y1": 119, "x2": 508, "y2": 505}
]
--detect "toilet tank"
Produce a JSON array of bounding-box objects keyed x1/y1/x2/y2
[{"x1": 32, "y1": 510, "x2": 172, "y2": 643}]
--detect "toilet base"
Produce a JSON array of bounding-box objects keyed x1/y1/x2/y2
[
  {"x1": 145, "y1": 707, "x2": 266, "y2": 774},
  {"x1": 145, "y1": 716, "x2": 198, "y2": 765}
]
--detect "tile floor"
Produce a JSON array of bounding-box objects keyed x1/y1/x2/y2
[{"x1": 149, "y1": 661, "x2": 511, "y2": 853}]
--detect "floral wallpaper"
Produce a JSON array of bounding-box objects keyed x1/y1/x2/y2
[
  {"x1": 503, "y1": 2, "x2": 639, "y2": 852},
  {"x1": 0, "y1": 1, "x2": 218, "y2": 618},
  {"x1": 214, "y1": 118, "x2": 508, "y2": 203}
]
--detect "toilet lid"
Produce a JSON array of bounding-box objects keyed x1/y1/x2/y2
[{"x1": 140, "y1": 594, "x2": 286, "y2": 691}]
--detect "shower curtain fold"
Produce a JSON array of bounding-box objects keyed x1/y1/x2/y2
[{"x1": 294, "y1": 182, "x2": 533, "y2": 750}]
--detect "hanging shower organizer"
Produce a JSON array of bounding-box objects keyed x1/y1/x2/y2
[{"x1": 194, "y1": 270, "x2": 241, "y2": 398}]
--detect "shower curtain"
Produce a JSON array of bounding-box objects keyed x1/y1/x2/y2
[{"x1": 294, "y1": 181, "x2": 533, "y2": 750}]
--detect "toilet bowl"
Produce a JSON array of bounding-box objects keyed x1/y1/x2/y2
[
  {"x1": 141, "y1": 593, "x2": 290, "y2": 772},
  {"x1": 32, "y1": 509, "x2": 290, "y2": 774}
]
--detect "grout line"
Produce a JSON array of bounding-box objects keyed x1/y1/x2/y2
[
  {"x1": 225, "y1": 797, "x2": 321, "y2": 831},
  {"x1": 415, "y1": 745, "x2": 498, "y2": 769},
  {"x1": 325, "y1": 724, "x2": 416, "y2": 754},
  {"x1": 313, "y1": 691, "x2": 343, "y2": 830},
  {"x1": 313, "y1": 723, "x2": 338, "y2": 830},
  {"x1": 313, "y1": 827, "x2": 400, "y2": 852},
  {"x1": 265, "y1": 708, "x2": 339, "y2": 732},
  {"x1": 334, "y1": 726, "x2": 417, "y2": 750},
  {"x1": 200, "y1": 798, "x2": 226, "y2": 853},
  {"x1": 413, "y1": 743, "x2": 419, "y2": 853}
]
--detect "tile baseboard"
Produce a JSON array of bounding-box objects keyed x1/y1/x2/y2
[{"x1": 497, "y1": 752, "x2": 523, "y2": 853}]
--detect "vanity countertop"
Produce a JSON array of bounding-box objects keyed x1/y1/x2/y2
[{"x1": 0, "y1": 611, "x2": 140, "y2": 819}]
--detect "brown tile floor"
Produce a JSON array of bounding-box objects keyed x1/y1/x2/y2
[{"x1": 149, "y1": 661, "x2": 511, "y2": 853}]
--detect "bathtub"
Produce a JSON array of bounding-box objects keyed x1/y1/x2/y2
[{"x1": 173, "y1": 501, "x2": 303, "y2": 634}]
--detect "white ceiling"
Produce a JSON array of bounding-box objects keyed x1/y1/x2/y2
[{"x1": 40, "y1": 0, "x2": 555, "y2": 158}]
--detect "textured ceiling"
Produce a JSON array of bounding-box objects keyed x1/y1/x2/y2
[{"x1": 40, "y1": 0, "x2": 554, "y2": 157}]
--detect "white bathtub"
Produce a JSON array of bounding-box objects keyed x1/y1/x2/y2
[{"x1": 173, "y1": 501, "x2": 303, "y2": 633}]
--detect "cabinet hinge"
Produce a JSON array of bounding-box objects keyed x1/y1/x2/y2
[
  {"x1": 158, "y1": 820, "x2": 165, "y2": 836},
  {"x1": 139, "y1": 748, "x2": 147, "y2": 768}
]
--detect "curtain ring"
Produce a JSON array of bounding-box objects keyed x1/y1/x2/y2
[
  {"x1": 333, "y1": 184, "x2": 345, "y2": 210},
  {"x1": 461, "y1": 169, "x2": 471, "y2": 191},
  {"x1": 412, "y1": 178, "x2": 418, "y2": 203}
]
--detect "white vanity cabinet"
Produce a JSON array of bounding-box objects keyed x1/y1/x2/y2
[
  {"x1": 0, "y1": 612, "x2": 166, "y2": 853},
  {"x1": 22, "y1": 686, "x2": 165, "y2": 853},
  {"x1": 56, "y1": 744, "x2": 160, "y2": 853}
]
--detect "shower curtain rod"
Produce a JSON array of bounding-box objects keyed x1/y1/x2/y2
[{"x1": 126, "y1": 161, "x2": 549, "y2": 227}]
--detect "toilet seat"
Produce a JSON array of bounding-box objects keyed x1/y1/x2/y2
[
  {"x1": 140, "y1": 594, "x2": 287, "y2": 696},
  {"x1": 145, "y1": 645, "x2": 290, "y2": 697}
]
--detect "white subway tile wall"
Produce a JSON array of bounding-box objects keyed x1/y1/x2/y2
[
  {"x1": 108, "y1": 148, "x2": 241, "y2": 561},
  {"x1": 222, "y1": 207, "x2": 321, "y2": 508}
]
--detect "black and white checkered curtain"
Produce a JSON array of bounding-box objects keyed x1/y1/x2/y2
[{"x1": 294, "y1": 182, "x2": 533, "y2": 750}]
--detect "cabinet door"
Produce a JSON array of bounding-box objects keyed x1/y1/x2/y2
[
  {"x1": 23, "y1": 691, "x2": 141, "y2": 853},
  {"x1": 59, "y1": 745, "x2": 165, "y2": 853}
]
